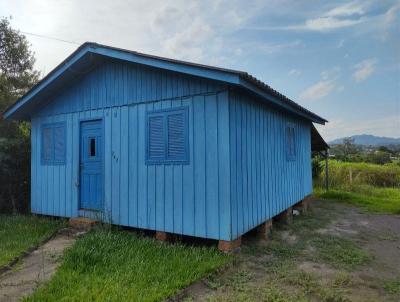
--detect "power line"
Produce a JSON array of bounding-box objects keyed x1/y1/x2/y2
[{"x1": 20, "y1": 31, "x2": 81, "y2": 45}]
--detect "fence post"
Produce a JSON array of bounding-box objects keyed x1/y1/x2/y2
[
  {"x1": 325, "y1": 149, "x2": 329, "y2": 191},
  {"x1": 349, "y1": 167, "x2": 353, "y2": 185}
]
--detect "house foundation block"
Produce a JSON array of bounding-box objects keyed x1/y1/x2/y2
[
  {"x1": 294, "y1": 199, "x2": 309, "y2": 213},
  {"x1": 255, "y1": 219, "x2": 273, "y2": 240},
  {"x1": 218, "y1": 237, "x2": 241, "y2": 252},
  {"x1": 155, "y1": 231, "x2": 172, "y2": 242},
  {"x1": 69, "y1": 217, "x2": 98, "y2": 231},
  {"x1": 294, "y1": 195, "x2": 316, "y2": 213},
  {"x1": 274, "y1": 207, "x2": 293, "y2": 224}
]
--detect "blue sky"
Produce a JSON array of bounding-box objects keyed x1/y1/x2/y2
[{"x1": 1, "y1": 0, "x2": 399, "y2": 140}]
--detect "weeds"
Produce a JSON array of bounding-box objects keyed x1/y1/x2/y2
[
  {"x1": 215, "y1": 203, "x2": 373, "y2": 301},
  {"x1": 332, "y1": 272, "x2": 353, "y2": 288},
  {"x1": 384, "y1": 277, "x2": 400, "y2": 294},
  {"x1": 310, "y1": 235, "x2": 371, "y2": 270}
]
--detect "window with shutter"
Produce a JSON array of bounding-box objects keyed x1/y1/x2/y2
[
  {"x1": 148, "y1": 115, "x2": 165, "y2": 160},
  {"x1": 146, "y1": 107, "x2": 189, "y2": 164},
  {"x1": 54, "y1": 125, "x2": 66, "y2": 162},
  {"x1": 41, "y1": 122, "x2": 66, "y2": 165},
  {"x1": 167, "y1": 113, "x2": 185, "y2": 159},
  {"x1": 42, "y1": 127, "x2": 53, "y2": 161},
  {"x1": 286, "y1": 124, "x2": 296, "y2": 161}
]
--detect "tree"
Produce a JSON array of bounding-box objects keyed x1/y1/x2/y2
[
  {"x1": 0, "y1": 17, "x2": 39, "y2": 213},
  {"x1": 330, "y1": 138, "x2": 359, "y2": 161},
  {"x1": 0, "y1": 17, "x2": 39, "y2": 135},
  {"x1": 366, "y1": 151, "x2": 391, "y2": 165},
  {"x1": 342, "y1": 138, "x2": 358, "y2": 158}
]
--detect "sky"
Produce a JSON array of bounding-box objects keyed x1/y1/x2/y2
[{"x1": 1, "y1": 0, "x2": 399, "y2": 141}]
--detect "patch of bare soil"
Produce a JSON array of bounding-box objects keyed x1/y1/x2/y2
[
  {"x1": 0, "y1": 229, "x2": 80, "y2": 302},
  {"x1": 177, "y1": 200, "x2": 400, "y2": 302}
]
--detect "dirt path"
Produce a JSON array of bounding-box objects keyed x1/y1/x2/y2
[
  {"x1": 179, "y1": 200, "x2": 400, "y2": 302},
  {"x1": 0, "y1": 229, "x2": 80, "y2": 302}
]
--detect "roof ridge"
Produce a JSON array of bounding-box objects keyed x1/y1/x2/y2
[
  {"x1": 3, "y1": 42, "x2": 327, "y2": 124},
  {"x1": 85, "y1": 42, "x2": 326, "y2": 123}
]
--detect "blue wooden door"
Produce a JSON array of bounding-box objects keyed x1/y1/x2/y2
[{"x1": 80, "y1": 120, "x2": 103, "y2": 211}]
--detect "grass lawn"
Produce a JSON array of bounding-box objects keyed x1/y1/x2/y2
[
  {"x1": 314, "y1": 185, "x2": 400, "y2": 214},
  {"x1": 26, "y1": 227, "x2": 230, "y2": 302},
  {"x1": 0, "y1": 215, "x2": 65, "y2": 267}
]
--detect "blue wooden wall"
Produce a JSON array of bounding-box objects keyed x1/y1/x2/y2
[
  {"x1": 30, "y1": 58, "x2": 313, "y2": 241},
  {"x1": 31, "y1": 60, "x2": 231, "y2": 240},
  {"x1": 228, "y1": 91, "x2": 312, "y2": 239},
  {"x1": 37, "y1": 60, "x2": 226, "y2": 116}
]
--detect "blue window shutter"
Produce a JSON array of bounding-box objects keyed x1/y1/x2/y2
[
  {"x1": 41, "y1": 122, "x2": 66, "y2": 165},
  {"x1": 146, "y1": 107, "x2": 189, "y2": 164},
  {"x1": 42, "y1": 127, "x2": 53, "y2": 161},
  {"x1": 291, "y1": 127, "x2": 295, "y2": 157},
  {"x1": 148, "y1": 115, "x2": 165, "y2": 160},
  {"x1": 167, "y1": 113, "x2": 185, "y2": 159},
  {"x1": 54, "y1": 125, "x2": 66, "y2": 162},
  {"x1": 286, "y1": 124, "x2": 295, "y2": 160}
]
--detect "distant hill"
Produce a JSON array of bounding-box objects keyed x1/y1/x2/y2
[{"x1": 329, "y1": 134, "x2": 400, "y2": 146}]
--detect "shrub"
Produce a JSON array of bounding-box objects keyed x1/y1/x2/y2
[
  {"x1": 0, "y1": 130, "x2": 30, "y2": 213},
  {"x1": 365, "y1": 151, "x2": 392, "y2": 165},
  {"x1": 312, "y1": 158, "x2": 323, "y2": 179}
]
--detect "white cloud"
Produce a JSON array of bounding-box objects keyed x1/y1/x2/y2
[
  {"x1": 252, "y1": 39, "x2": 304, "y2": 54},
  {"x1": 302, "y1": 16, "x2": 364, "y2": 32},
  {"x1": 161, "y1": 17, "x2": 215, "y2": 61},
  {"x1": 0, "y1": 0, "x2": 268, "y2": 72},
  {"x1": 250, "y1": 1, "x2": 370, "y2": 32},
  {"x1": 321, "y1": 66, "x2": 341, "y2": 81},
  {"x1": 337, "y1": 39, "x2": 345, "y2": 48},
  {"x1": 299, "y1": 66, "x2": 340, "y2": 102},
  {"x1": 375, "y1": 3, "x2": 400, "y2": 40},
  {"x1": 299, "y1": 80, "x2": 336, "y2": 102},
  {"x1": 352, "y1": 58, "x2": 377, "y2": 82},
  {"x1": 336, "y1": 85, "x2": 345, "y2": 92},
  {"x1": 324, "y1": 1, "x2": 365, "y2": 17},
  {"x1": 382, "y1": 3, "x2": 400, "y2": 29},
  {"x1": 295, "y1": 1, "x2": 368, "y2": 32},
  {"x1": 288, "y1": 69, "x2": 301, "y2": 76}
]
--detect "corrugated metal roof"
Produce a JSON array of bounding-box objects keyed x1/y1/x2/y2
[
  {"x1": 89, "y1": 43, "x2": 327, "y2": 123},
  {"x1": 3, "y1": 42, "x2": 327, "y2": 124}
]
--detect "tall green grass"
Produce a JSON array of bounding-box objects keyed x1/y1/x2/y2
[
  {"x1": 26, "y1": 227, "x2": 230, "y2": 302},
  {"x1": 0, "y1": 215, "x2": 65, "y2": 267},
  {"x1": 316, "y1": 160, "x2": 400, "y2": 188},
  {"x1": 314, "y1": 160, "x2": 400, "y2": 214}
]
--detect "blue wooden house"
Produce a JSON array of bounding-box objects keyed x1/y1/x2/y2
[{"x1": 4, "y1": 43, "x2": 327, "y2": 248}]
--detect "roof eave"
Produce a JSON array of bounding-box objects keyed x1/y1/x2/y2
[
  {"x1": 238, "y1": 77, "x2": 327, "y2": 124},
  {"x1": 3, "y1": 42, "x2": 327, "y2": 125},
  {"x1": 3, "y1": 43, "x2": 92, "y2": 120}
]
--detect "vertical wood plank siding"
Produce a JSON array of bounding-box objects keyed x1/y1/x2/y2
[
  {"x1": 229, "y1": 91, "x2": 312, "y2": 239},
  {"x1": 37, "y1": 60, "x2": 225, "y2": 117},
  {"x1": 31, "y1": 61, "x2": 231, "y2": 240},
  {"x1": 30, "y1": 59, "x2": 312, "y2": 241}
]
